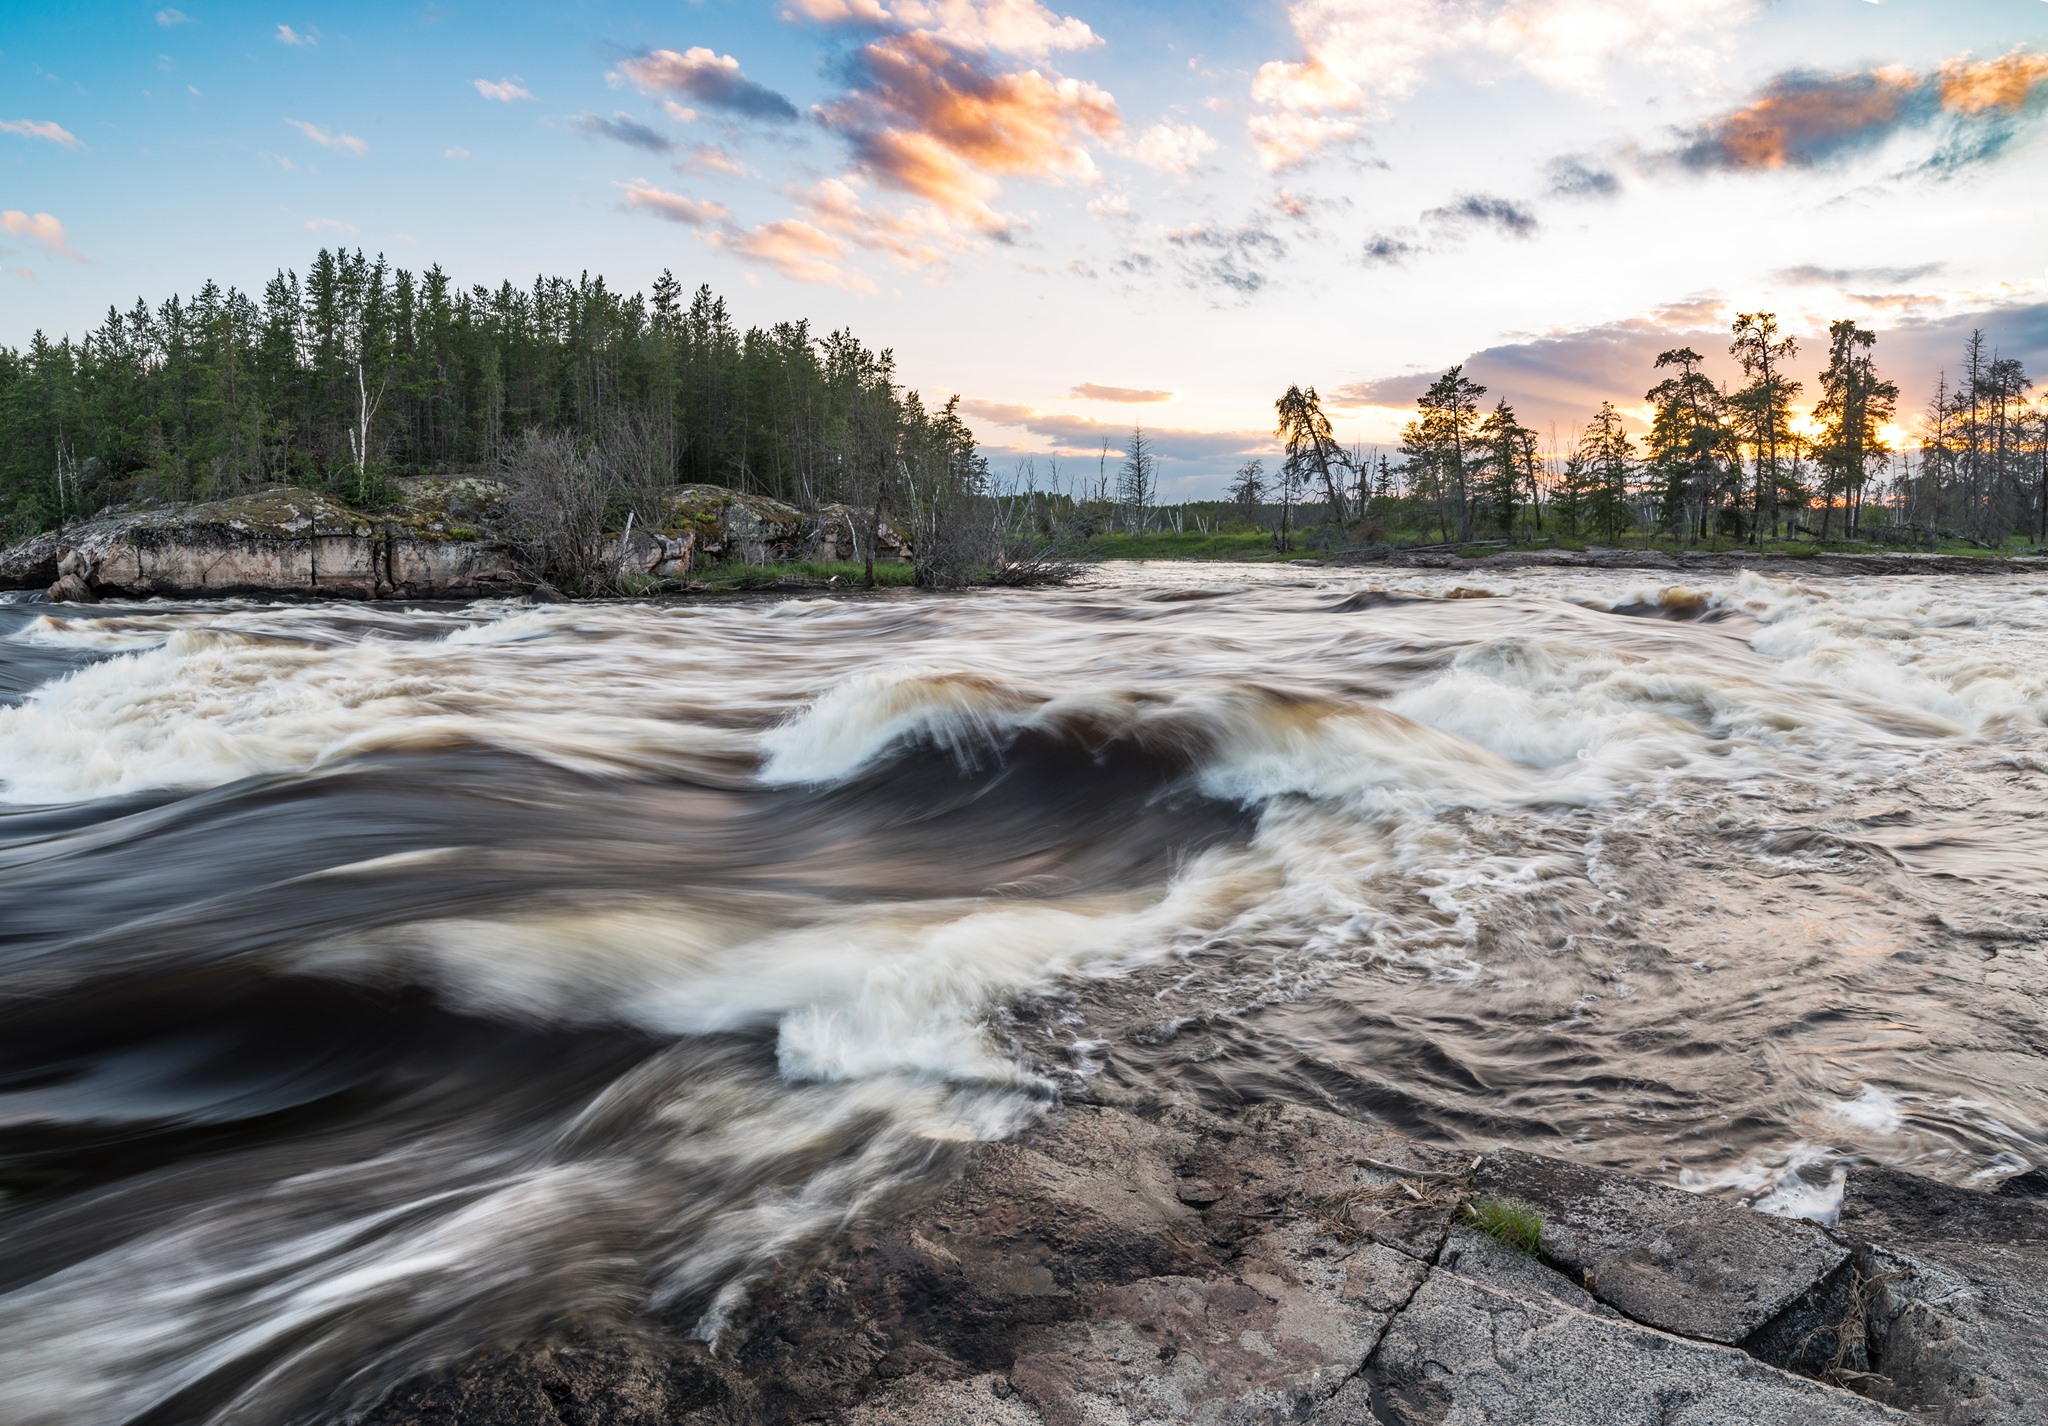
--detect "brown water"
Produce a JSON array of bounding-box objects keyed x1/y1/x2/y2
[{"x1": 0, "y1": 565, "x2": 2043, "y2": 1424}]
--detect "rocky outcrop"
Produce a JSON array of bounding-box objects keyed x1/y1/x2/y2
[
  {"x1": 658, "y1": 487, "x2": 911, "y2": 567},
  {"x1": 0, "y1": 480, "x2": 523, "y2": 601},
  {"x1": 352, "y1": 1093, "x2": 2044, "y2": 1426},
  {"x1": 0, "y1": 478, "x2": 918, "y2": 602}
]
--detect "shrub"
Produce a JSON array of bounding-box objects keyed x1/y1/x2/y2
[{"x1": 1464, "y1": 1196, "x2": 1542, "y2": 1255}]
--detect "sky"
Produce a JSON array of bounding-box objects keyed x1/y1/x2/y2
[{"x1": 3, "y1": 0, "x2": 2047, "y2": 495}]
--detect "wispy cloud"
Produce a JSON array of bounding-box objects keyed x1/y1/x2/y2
[
  {"x1": 0, "y1": 210, "x2": 87, "y2": 263},
  {"x1": 1164, "y1": 220, "x2": 1286, "y2": 298},
  {"x1": 678, "y1": 143, "x2": 747, "y2": 178},
  {"x1": 154, "y1": 7, "x2": 193, "y2": 25},
  {"x1": 0, "y1": 118, "x2": 83, "y2": 150},
  {"x1": 1361, "y1": 190, "x2": 1536, "y2": 268},
  {"x1": 473, "y1": 77, "x2": 535, "y2": 103},
  {"x1": 576, "y1": 112, "x2": 675, "y2": 153},
  {"x1": 788, "y1": 0, "x2": 1101, "y2": 57},
  {"x1": 1547, "y1": 155, "x2": 1618, "y2": 198},
  {"x1": 304, "y1": 216, "x2": 358, "y2": 233},
  {"x1": 1071, "y1": 383, "x2": 1173, "y2": 403},
  {"x1": 1665, "y1": 48, "x2": 2048, "y2": 176},
  {"x1": 285, "y1": 118, "x2": 367, "y2": 155},
  {"x1": 275, "y1": 23, "x2": 316, "y2": 47},
  {"x1": 960, "y1": 399, "x2": 1264, "y2": 463},
  {"x1": 708, "y1": 217, "x2": 878, "y2": 292},
  {"x1": 1774, "y1": 262, "x2": 1945, "y2": 287},
  {"x1": 616, "y1": 178, "x2": 731, "y2": 227},
  {"x1": 1423, "y1": 192, "x2": 1537, "y2": 238},
  {"x1": 615, "y1": 48, "x2": 799, "y2": 122},
  {"x1": 443, "y1": 146, "x2": 470, "y2": 160}
]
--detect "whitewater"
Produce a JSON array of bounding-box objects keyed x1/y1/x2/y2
[{"x1": 0, "y1": 563, "x2": 2044, "y2": 1426}]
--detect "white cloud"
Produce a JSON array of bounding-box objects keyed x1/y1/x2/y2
[
  {"x1": 1124, "y1": 121, "x2": 1218, "y2": 175},
  {"x1": 0, "y1": 119, "x2": 83, "y2": 151},
  {"x1": 443, "y1": 146, "x2": 471, "y2": 159},
  {"x1": 285, "y1": 118, "x2": 367, "y2": 155},
  {"x1": 473, "y1": 77, "x2": 535, "y2": 103},
  {"x1": 1250, "y1": 0, "x2": 1757, "y2": 168},
  {"x1": 304, "y1": 216, "x2": 358, "y2": 233},
  {"x1": 155, "y1": 7, "x2": 193, "y2": 25},
  {"x1": 275, "y1": 23, "x2": 315, "y2": 46}
]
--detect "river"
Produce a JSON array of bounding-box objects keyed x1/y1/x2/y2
[{"x1": 1, "y1": 564, "x2": 2044, "y2": 1425}]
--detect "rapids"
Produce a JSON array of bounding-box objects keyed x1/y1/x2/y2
[{"x1": 0, "y1": 564, "x2": 2044, "y2": 1425}]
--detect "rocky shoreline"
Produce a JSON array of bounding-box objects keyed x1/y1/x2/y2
[{"x1": 349, "y1": 1084, "x2": 2046, "y2": 1426}]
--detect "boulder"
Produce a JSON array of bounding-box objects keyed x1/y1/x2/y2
[
  {"x1": 1471, "y1": 1148, "x2": 1854, "y2": 1367},
  {"x1": 1358, "y1": 1264, "x2": 1915, "y2": 1426},
  {"x1": 662, "y1": 486, "x2": 806, "y2": 565},
  {"x1": 46, "y1": 573, "x2": 96, "y2": 604},
  {"x1": 1836, "y1": 1167, "x2": 2048, "y2": 1426}
]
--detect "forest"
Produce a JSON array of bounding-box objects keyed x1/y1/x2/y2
[
  {"x1": 0, "y1": 249, "x2": 983, "y2": 560},
  {"x1": 1220, "y1": 314, "x2": 2046, "y2": 553}
]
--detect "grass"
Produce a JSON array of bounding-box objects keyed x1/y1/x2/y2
[
  {"x1": 1088, "y1": 529, "x2": 1288, "y2": 561},
  {"x1": 1464, "y1": 1195, "x2": 1543, "y2": 1256},
  {"x1": 692, "y1": 559, "x2": 917, "y2": 591}
]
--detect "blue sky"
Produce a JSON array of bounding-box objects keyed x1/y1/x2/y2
[{"x1": 4, "y1": 0, "x2": 2046, "y2": 493}]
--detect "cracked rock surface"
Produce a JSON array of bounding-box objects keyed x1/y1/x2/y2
[{"x1": 352, "y1": 1092, "x2": 2047, "y2": 1426}]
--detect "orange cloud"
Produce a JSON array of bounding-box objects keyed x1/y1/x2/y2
[
  {"x1": 1071, "y1": 383, "x2": 1173, "y2": 403},
  {"x1": 1938, "y1": 50, "x2": 2048, "y2": 116},
  {"x1": 0, "y1": 210, "x2": 86, "y2": 263},
  {"x1": 707, "y1": 218, "x2": 877, "y2": 292},
  {"x1": 822, "y1": 31, "x2": 1118, "y2": 226},
  {"x1": 1678, "y1": 73, "x2": 1914, "y2": 170},
  {"x1": 1672, "y1": 47, "x2": 2048, "y2": 174},
  {"x1": 798, "y1": 178, "x2": 951, "y2": 267}
]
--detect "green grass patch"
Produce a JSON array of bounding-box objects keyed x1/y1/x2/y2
[
  {"x1": 695, "y1": 559, "x2": 916, "y2": 591},
  {"x1": 1464, "y1": 1195, "x2": 1542, "y2": 1255},
  {"x1": 1089, "y1": 529, "x2": 1286, "y2": 561}
]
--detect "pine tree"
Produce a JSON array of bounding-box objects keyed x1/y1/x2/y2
[{"x1": 1728, "y1": 313, "x2": 1801, "y2": 543}]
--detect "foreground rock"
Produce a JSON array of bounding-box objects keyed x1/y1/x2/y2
[
  {"x1": 347, "y1": 1091, "x2": 2048, "y2": 1426},
  {"x1": 1837, "y1": 1167, "x2": 2048, "y2": 1424}
]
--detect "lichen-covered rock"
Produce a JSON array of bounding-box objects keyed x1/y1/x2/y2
[
  {"x1": 0, "y1": 486, "x2": 521, "y2": 600},
  {"x1": 662, "y1": 486, "x2": 805, "y2": 564}
]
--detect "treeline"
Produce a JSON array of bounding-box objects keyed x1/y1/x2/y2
[
  {"x1": 0, "y1": 249, "x2": 986, "y2": 548},
  {"x1": 1225, "y1": 315, "x2": 2044, "y2": 550}
]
